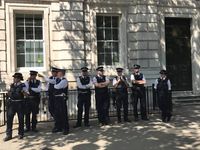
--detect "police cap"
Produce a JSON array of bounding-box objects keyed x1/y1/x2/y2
[
  {"x1": 133, "y1": 64, "x2": 140, "y2": 69},
  {"x1": 160, "y1": 69, "x2": 167, "y2": 75},
  {"x1": 51, "y1": 67, "x2": 58, "y2": 72},
  {"x1": 81, "y1": 67, "x2": 88, "y2": 72},
  {"x1": 12, "y1": 72, "x2": 24, "y2": 80},
  {"x1": 96, "y1": 66, "x2": 104, "y2": 71},
  {"x1": 116, "y1": 67, "x2": 123, "y2": 72},
  {"x1": 30, "y1": 70, "x2": 38, "y2": 75},
  {"x1": 56, "y1": 67, "x2": 66, "y2": 73}
]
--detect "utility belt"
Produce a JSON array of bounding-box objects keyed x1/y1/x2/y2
[
  {"x1": 55, "y1": 93, "x2": 66, "y2": 97},
  {"x1": 78, "y1": 89, "x2": 91, "y2": 94},
  {"x1": 132, "y1": 84, "x2": 145, "y2": 91},
  {"x1": 9, "y1": 98, "x2": 25, "y2": 102},
  {"x1": 28, "y1": 95, "x2": 40, "y2": 99}
]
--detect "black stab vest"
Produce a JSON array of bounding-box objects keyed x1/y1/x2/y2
[
  {"x1": 10, "y1": 83, "x2": 25, "y2": 100},
  {"x1": 28, "y1": 80, "x2": 41, "y2": 97},
  {"x1": 95, "y1": 75, "x2": 108, "y2": 94},
  {"x1": 78, "y1": 76, "x2": 91, "y2": 93}
]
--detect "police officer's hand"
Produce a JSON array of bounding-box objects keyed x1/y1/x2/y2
[
  {"x1": 38, "y1": 73, "x2": 44, "y2": 78},
  {"x1": 23, "y1": 91, "x2": 29, "y2": 97}
]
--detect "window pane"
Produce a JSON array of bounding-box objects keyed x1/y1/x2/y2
[
  {"x1": 113, "y1": 52, "x2": 119, "y2": 63},
  {"x1": 98, "y1": 54, "x2": 104, "y2": 65},
  {"x1": 113, "y1": 42, "x2": 119, "y2": 52},
  {"x1": 34, "y1": 15, "x2": 43, "y2": 26},
  {"x1": 17, "y1": 54, "x2": 25, "y2": 67},
  {"x1": 16, "y1": 41, "x2": 24, "y2": 53},
  {"x1": 105, "y1": 29, "x2": 111, "y2": 40},
  {"x1": 112, "y1": 29, "x2": 118, "y2": 40},
  {"x1": 35, "y1": 27, "x2": 43, "y2": 39},
  {"x1": 26, "y1": 41, "x2": 34, "y2": 53},
  {"x1": 104, "y1": 42, "x2": 112, "y2": 49},
  {"x1": 97, "y1": 29, "x2": 104, "y2": 40},
  {"x1": 35, "y1": 41, "x2": 43, "y2": 53},
  {"x1": 35, "y1": 53, "x2": 43, "y2": 67},
  {"x1": 96, "y1": 15, "x2": 119, "y2": 66},
  {"x1": 97, "y1": 42, "x2": 104, "y2": 53},
  {"x1": 16, "y1": 27, "x2": 24, "y2": 39},
  {"x1": 16, "y1": 17, "x2": 24, "y2": 27},
  {"x1": 112, "y1": 16, "x2": 119, "y2": 27},
  {"x1": 16, "y1": 13, "x2": 44, "y2": 68},
  {"x1": 96, "y1": 16, "x2": 103, "y2": 27},
  {"x1": 26, "y1": 27, "x2": 33, "y2": 39},
  {"x1": 105, "y1": 16, "x2": 111, "y2": 27},
  {"x1": 26, "y1": 53, "x2": 34, "y2": 67},
  {"x1": 25, "y1": 14, "x2": 33, "y2": 26},
  {"x1": 105, "y1": 53, "x2": 112, "y2": 65}
]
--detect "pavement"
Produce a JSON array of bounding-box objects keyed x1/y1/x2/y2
[{"x1": 0, "y1": 104, "x2": 200, "y2": 150}]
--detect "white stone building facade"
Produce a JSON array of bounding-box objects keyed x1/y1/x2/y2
[{"x1": 0, "y1": 0, "x2": 200, "y2": 95}]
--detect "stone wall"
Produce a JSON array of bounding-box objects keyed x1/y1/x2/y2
[{"x1": 0, "y1": 0, "x2": 200, "y2": 92}]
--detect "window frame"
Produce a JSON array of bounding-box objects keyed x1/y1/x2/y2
[
  {"x1": 90, "y1": 6, "x2": 128, "y2": 71},
  {"x1": 96, "y1": 15, "x2": 120, "y2": 66},
  {"x1": 15, "y1": 13, "x2": 45, "y2": 68},
  {"x1": 6, "y1": 3, "x2": 50, "y2": 73}
]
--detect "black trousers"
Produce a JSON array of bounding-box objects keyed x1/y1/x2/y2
[
  {"x1": 95, "y1": 92, "x2": 110, "y2": 124},
  {"x1": 48, "y1": 94, "x2": 55, "y2": 118},
  {"x1": 157, "y1": 91, "x2": 172, "y2": 120},
  {"x1": 6, "y1": 101, "x2": 24, "y2": 137},
  {"x1": 76, "y1": 93, "x2": 91, "y2": 125},
  {"x1": 132, "y1": 88, "x2": 147, "y2": 119},
  {"x1": 25, "y1": 98, "x2": 40, "y2": 130},
  {"x1": 54, "y1": 96, "x2": 69, "y2": 131},
  {"x1": 116, "y1": 92, "x2": 129, "y2": 121}
]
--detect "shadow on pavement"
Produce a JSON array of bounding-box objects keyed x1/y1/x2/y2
[{"x1": 1, "y1": 104, "x2": 200, "y2": 150}]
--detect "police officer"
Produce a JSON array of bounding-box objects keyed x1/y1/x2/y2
[
  {"x1": 52, "y1": 67, "x2": 69, "y2": 135},
  {"x1": 113, "y1": 68, "x2": 131, "y2": 123},
  {"x1": 154, "y1": 70, "x2": 172, "y2": 122},
  {"x1": 93, "y1": 66, "x2": 110, "y2": 126},
  {"x1": 131, "y1": 64, "x2": 148, "y2": 121},
  {"x1": 39, "y1": 67, "x2": 58, "y2": 118},
  {"x1": 74, "y1": 67, "x2": 93, "y2": 128},
  {"x1": 25, "y1": 71, "x2": 42, "y2": 132},
  {"x1": 4, "y1": 73, "x2": 28, "y2": 141}
]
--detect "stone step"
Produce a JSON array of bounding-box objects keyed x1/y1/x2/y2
[{"x1": 173, "y1": 96, "x2": 200, "y2": 104}]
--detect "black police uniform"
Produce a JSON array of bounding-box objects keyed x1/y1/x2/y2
[
  {"x1": 156, "y1": 77, "x2": 172, "y2": 122},
  {"x1": 5, "y1": 82, "x2": 26, "y2": 140},
  {"x1": 48, "y1": 76, "x2": 56, "y2": 118},
  {"x1": 114, "y1": 76, "x2": 130, "y2": 122},
  {"x1": 25, "y1": 80, "x2": 41, "y2": 131},
  {"x1": 132, "y1": 73, "x2": 148, "y2": 120},
  {"x1": 53, "y1": 78, "x2": 69, "y2": 134},
  {"x1": 76, "y1": 76, "x2": 91, "y2": 126},
  {"x1": 95, "y1": 75, "x2": 110, "y2": 125}
]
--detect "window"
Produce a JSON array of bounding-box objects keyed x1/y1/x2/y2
[
  {"x1": 15, "y1": 14, "x2": 44, "y2": 68},
  {"x1": 96, "y1": 16, "x2": 119, "y2": 66}
]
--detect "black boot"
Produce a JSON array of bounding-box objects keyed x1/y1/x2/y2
[
  {"x1": 4, "y1": 135, "x2": 12, "y2": 142},
  {"x1": 18, "y1": 135, "x2": 23, "y2": 139}
]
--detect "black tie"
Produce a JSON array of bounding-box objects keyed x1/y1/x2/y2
[{"x1": 56, "y1": 78, "x2": 61, "y2": 84}]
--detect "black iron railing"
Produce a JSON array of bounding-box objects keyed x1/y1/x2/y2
[{"x1": 0, "y1": 86, "x2": 158, "y2": 126}]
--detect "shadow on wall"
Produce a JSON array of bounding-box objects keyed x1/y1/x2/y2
[
  {"x1": 0, "y1": 71, "x2": 6, "y2": 92},
  {"x1": 52, "y1": 1, "x2": 97, "y2": 80}
]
